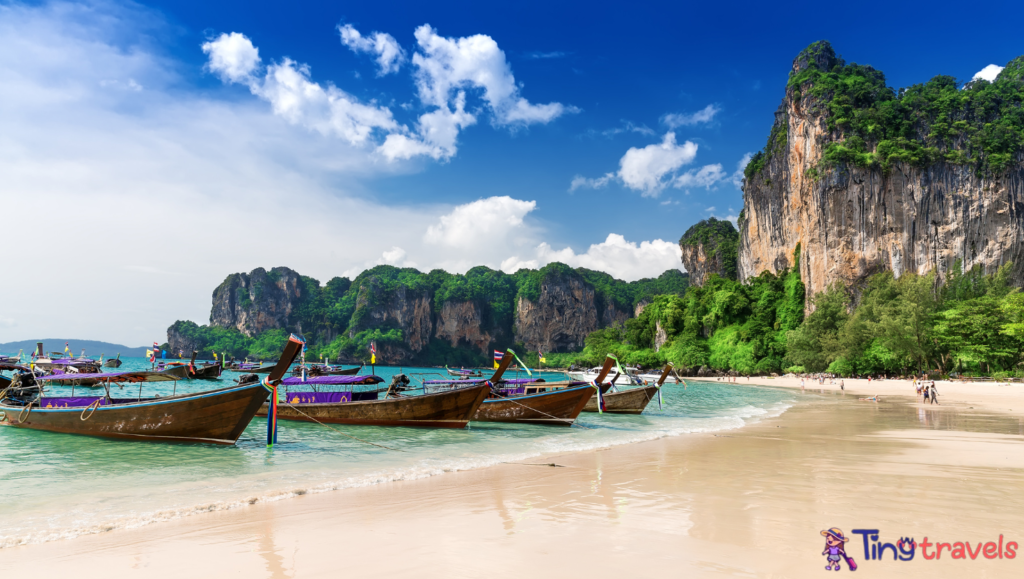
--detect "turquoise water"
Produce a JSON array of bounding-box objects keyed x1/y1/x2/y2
[{"x1": 0, "y1": 358, "x2": 795, "y2": 548}]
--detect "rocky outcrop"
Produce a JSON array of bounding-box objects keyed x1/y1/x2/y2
[
  {"x1": 679, "y1": 218, "x2": 739, "y2": 287},
  {"x1": 434, "y1": 300, "x2": 503, "y2": 355},
  {"x1": 210, "y1": 267, "x2": 304, "y2": 337},
  {"x1": 739, "y1": 42, "x2": 1024, "y2": 297},
  {"x1": 653, "y1": 320, "x2": 669, "y2": 352},
  {"x1": 514, "y1": 273, "x2": 599, "y2": 353},
  {"x1": 348, "y1": 277, "x2": 433, "y2": 363}
]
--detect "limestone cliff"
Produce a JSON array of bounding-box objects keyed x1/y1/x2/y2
[
  {"x1": 739, "y1": 42, "x2": 1024, "y2": 297},
  {"x1": 514, "y1": 271, "x2": 599, "y2": 352},
  {"x1": 209, "y1": 267, "x2": 305, "y2": 337},
  {"x1": 679, "y1": 218, "x2": 739, "y2": 286},
  {"x1": 172, "y1": 263, "x2": 690, "y2": 362},
  {"x1": 434, "y1": 300, "x2": 504, "y2": 356}
]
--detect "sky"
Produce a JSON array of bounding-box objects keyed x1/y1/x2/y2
[{"x1": 2, "y1": 0, "x2": 1022, "y2": 345}]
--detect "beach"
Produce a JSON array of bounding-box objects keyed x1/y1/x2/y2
[{"x1": 4, "y1": 384, "x2": 1022, "y2": 578}]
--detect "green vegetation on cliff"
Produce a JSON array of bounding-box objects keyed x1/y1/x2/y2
[
  {"x1": 545, "y1": 247, "x2": 804, "y2": 372},
  {"x1": 170, "y1": 263, "x2": 689, "y2": 364},
  {"x1": 746, "y1": 40, "x2": 1024, "y2": 181},
  {"x1": 565, "y1": 256, "x2": 1024, "y2": 378},
  {"x1": 679, "y1": 217, "x2": 739, "y2": 280}
]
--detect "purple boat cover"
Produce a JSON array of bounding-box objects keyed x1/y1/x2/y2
[
  {"x1": 423, "y1": 378, "x2": 538, "y2": 385},
  {"x1": 37, "y1": 371, "x2": 179, "y2": 382},
  {"x1": 49, "y1": 359, "x2": 97, "y2": 366},
  {"x1": 38, "y1": 397, "x2": 108, "y2": 408},
  {"x1": 280, "y1": 375, "x2": 383, "y2": 386},
  {"x1": 283, "y1": 391, "x2": 353, "y2": 404}
]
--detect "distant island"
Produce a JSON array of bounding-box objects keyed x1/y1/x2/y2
[{"x1": 0, "y1": 339, "x2": 149, "y2": 358}]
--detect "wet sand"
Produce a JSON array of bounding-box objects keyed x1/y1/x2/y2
[{"x1": 5, "y1": 391, "x2": 1023, "y2": 578}]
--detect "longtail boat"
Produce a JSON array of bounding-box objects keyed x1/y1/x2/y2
[
  {"x1": 186, "y1": 351, "x2": 222, "y2": 379},
  {"x1": 290, "y1": 363, "x2": 363, "y2": 377},
  {"x1": 581, "y1": 361, "x2": 675, "y2": 414},
  {"x1": 426, "y1": 353, "x2": 612, "y2": 426},
  {"x1": 154, "y1": 361, "x2": 190, "y2": 380},
  {"x1": 257, "y1": 373, "x2": 489, "y2": 428},
  {"x1": 103, "y1": 353, "x2": 123, "y2": 368},
  {"x1": 0, "y1": 338, "x2": 301, "y2": 444},
  {"x1": 446, "y1": 366, "x2": 483, "y2": 378}
]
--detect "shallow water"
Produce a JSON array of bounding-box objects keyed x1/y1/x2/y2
[{"x1": 0, "y1": 359, "x2": 795, "y2": 547}]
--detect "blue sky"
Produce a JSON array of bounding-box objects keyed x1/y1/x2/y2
[{"x1": 2, "y1": 0, "x2": 1022, "y2": 344}]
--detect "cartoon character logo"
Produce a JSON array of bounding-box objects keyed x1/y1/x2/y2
[{"x1": 822, "y1": 528, "x2": 858, "y2": 571}]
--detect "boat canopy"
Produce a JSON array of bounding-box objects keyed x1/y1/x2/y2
[
  {"x1": 36, "y1": 371, "x2": 181, "y2": 383},
  {"x1": 423, "y1": 378, "x2": 545, "y2": 385},
  {"x1": 280, "y1": 374, "x2": 383, "y2": 386},
  {"x1": 0, "y1": 363, "x2": 30, "y2": 372}
]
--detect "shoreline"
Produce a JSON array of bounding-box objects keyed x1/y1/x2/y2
[
  {"x1": 5, "y1": 388, "x2": 1023, "y2": 577},
  {"x1": 723, "y1": 375, "x2": 1024, "y2": 419}
]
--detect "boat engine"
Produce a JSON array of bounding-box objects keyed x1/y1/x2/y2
[
  {"x1": 236, "y1": 373, "x2": 259, "y2": 386},
  {"x1": 385, "y1": 374, "x2": 412, "y2": 397}
]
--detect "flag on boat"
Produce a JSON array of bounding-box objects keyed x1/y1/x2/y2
[
  {"x1": 539, "y1": 351, "x2": 546, "y2": 363},
  {"x1": 370, "y1": 342, "x2": 376, "y2": 364},
  {"x1": 493, "y1": 350, "x2": 503, "y2": 369},
  {"x1": 64, "y1": 342, "x2": 69, "y2": 355}
]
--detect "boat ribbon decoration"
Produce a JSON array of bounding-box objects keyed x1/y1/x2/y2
[
  {"x1": 505, "y1": 348, "x2": 532, "y2": 376},
  {"x1": 590, "y1": 380, "x2": 604, "y2": 414},
  {"x1": 262, "y1": 376, "x2": 278, "y2": 448}
]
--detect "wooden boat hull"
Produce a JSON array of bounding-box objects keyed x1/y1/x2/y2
[
  {"x1": 189, "y1": 363, "x2": 222, "y2": 379},
  {"x1": 0, "y1": 383, "x2": 270, "y2": 444},
  {"x1": 583, "y1": 385, "x2": 660, "y2": 414},
  {"x1": 102, "y1": 360, "x2": 122, "y2": 368},
  {"x1": 156, "y1": 365, "x2": 190, "y2": 380},
  {"x1": 258, "y1": 383, "x2": 489, "y2": 428},
  {"x1": 473, "y1": 384, "x2": 594, "y2": 426}
]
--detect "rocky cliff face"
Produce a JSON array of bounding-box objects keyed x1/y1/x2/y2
[
  {"x1": 435, "y1": 300, "x2": 504, "y2": 355},
  {"x1": 514, "y1": 273, "x2": 599, "y2": 352},
  {"x1": 348, "y1": 278, "x2": 434, "y2": 363},
  {"x1": 210, "y1": 267, "x2": 305, "y2": 337},
  {"x1": 739, "y1": 43, "x2": 1024, "y2": 297},
  {"x1": 679, "y1": 218, "x2": 739, "y2": 287}
]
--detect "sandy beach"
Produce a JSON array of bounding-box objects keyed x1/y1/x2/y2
[{"x1": 3, "y1": 384, "x2": 1021, "y2": 578}]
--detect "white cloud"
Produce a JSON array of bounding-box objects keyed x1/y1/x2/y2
[
  {"x1": 338, "y1": 23, "x2": 405, "y2": 76},
  {"x1": 731, "y1": 152, "x2": 753, "y2": 187},
  {"x1": 661, "y1": 104, "x2": 721, "y2": 128},
  {"x1": 526, "y1": 51, "x2": 568, "y2": 59},
  {"x1": 617, "y1": 132, "x2": 698, "y2": 196},
  {"x1": 377, "y1": 91, "x2": 475, "y2": 161},
  {"x1": 569, "y1": 173, "x2": 614, "y2": 192},
  {"x1": 204, "y1": 33, "x2": 400, "y2": 146},
  {"x1": 202, "y1": 32, "x2": 261, "y2": 83},
  {"x1": 502, "y1": 234, "x2": 684, "y2": 281},
  {"x1": 426, "y1": 196, "x2": 537, "y2": 248},
  {"x1": 412, "y1": 24, "x2": 573, "y2": 127},
  {"x1": 973, "y1": 64, "x2": 1004, "y2": 82},
  {"x1": 673, "y1": 163, "x2": 726, "y2": 189}
]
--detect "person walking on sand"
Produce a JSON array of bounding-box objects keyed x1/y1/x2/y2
[
  {"x1": 840, "y1": 379, "x2": 844, "y2": 391},
  {"x1": 929, "y1": 381, "x2": 939, "y2": 405}
]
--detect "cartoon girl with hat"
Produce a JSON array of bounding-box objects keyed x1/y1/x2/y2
[{"x1": 821, "y1": 527, "x2": 856, "y2": 571}]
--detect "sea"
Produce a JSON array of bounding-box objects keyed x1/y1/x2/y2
[{"x1": 0, "y1": 357, "x2": 795, "y2": 548}]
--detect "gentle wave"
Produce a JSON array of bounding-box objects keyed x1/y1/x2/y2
[{"x1": 0, "y1": 397, "x2": 793, "y2": 549}]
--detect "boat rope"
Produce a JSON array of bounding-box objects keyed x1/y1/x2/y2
[
  {"x1": 80, "y1": 399, "x2": 101, "y2": 421},
  {"x1": 280, "y1": 402, "x2": 403, "y2": 452},
  {"x1": 17, "y1": 401, "x2": 34, "y2": 424},
  {"x1": 491, "y1": 389, "x2": 593, "y2": 429}
]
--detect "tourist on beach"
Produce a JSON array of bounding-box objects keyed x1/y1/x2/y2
[
  {"x1": 929, "y1": 382, "x2": 939, "y2": 404},
  {"x1": 840, "y1": 380, "x2": 844, "y2": 391}
]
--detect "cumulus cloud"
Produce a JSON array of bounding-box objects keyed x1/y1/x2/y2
[
  {"x1": 377, "y1": 91, "x2": 476, "y2": 161},
  {"x1": 501, "y1": 234, "x2": 684, "y2": 281},
  {"x1": 973, "y1": 64, "x2": 1004, "y2": 82},
  {"x1": 673, "y1": 163, "x2": 726, "y2": 189},
  {"x1": 617, "y1": 132, "x2": 698, "y2": 195},
  {"x1": 203, "y1": 33, "x2": 399, "y2": 146},
  {"x1": 202, "y1": 32, "x2": 261, "y2": 83},
  {"x1": 661, "y1": 104, "x2": 721, "y2": 128},
  {"x1": 338, "y1": 23, "x2": 405, "y2": 76},
  {"x1": 425, "y1": 196, "x2": 537, "y2": 248},
  {"x1": 412, "y1": 25, "x2": 573, "y2": 126}
]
